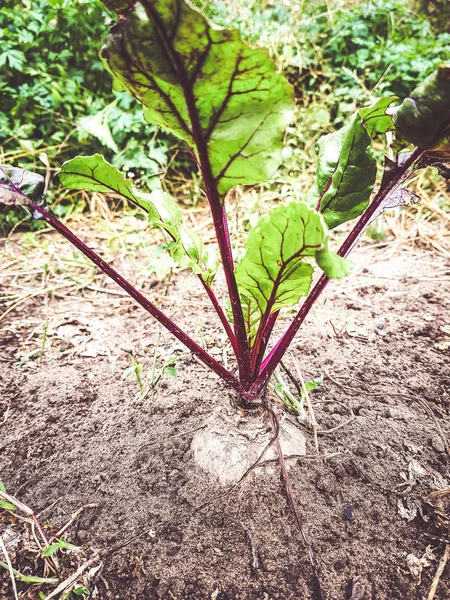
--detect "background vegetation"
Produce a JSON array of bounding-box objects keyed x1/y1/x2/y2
[{"x1": 1, "y1": 0, "x2": 449, "y2": 233}]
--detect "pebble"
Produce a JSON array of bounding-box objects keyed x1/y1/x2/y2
[
  {"x1": 77, "y1": 529, "x2": 89, "y2": 543},
  {"x1": 344, "y1": 506, "x2": 355, "y2": 521},
  {"x1": 429, "y1": 435, "x2": 446, "y2": 454}
]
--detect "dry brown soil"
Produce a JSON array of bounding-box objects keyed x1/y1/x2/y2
[{"x1": 1, "y1": 237, "x2": 449, "y2": 600}]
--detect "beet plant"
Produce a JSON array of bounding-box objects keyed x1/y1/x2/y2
[
  {"x1": 1, "y1": 1, "x2": 449, "y2": 401},
  {"x1": 2, "y1": 2, "x2": 450, "y2": 595},
  {"x1": 2, "y1": 0, "x2": 449, "y2": 402}
]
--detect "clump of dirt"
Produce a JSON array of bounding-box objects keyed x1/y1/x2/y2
[{"x1": 1, "y1": 244, "x2": 449, "y2": 599}]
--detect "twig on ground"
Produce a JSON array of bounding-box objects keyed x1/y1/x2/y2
[
  {"x1": 324, "y1": 373, "x2": 449, "y2": 453},
  {"x1": 0, "y1": 560, "x2": 58, "y2": 585},
  {"x1": 87, "y1": 561, "x2": 106, "y2": 600},
  {"x1": 427, "y1": 544, "x2": 450, "y2": 600},
  {"x1": 0, "y1": 533, "x2": 19, "y2": 600},
  {"x1": 8, "y1": 492, "x2": 50, "y2": 548},
  {"x1": 36, "y1": 497, "x2": 63, "y2": 518},
  {"x1": 1, "y1": 400, "x2": 10, "y2": 424},
  {"x1": 292, "y1": 356, "x2": 320, "y2": 452},
  {"x1": 256, "y1": 451, "x2": 346, "y2": 467},
  {"x1": 0, "y1": 489, "x2": 57, "y2": 571},
  {"x1": 0, "y1": 283, "x2": 77, "y2": 323},
  {"x1": 51, "y1": 503, "x2": 98, "y2": 541},
  {"x1": 42, "y1": 553, "x2": 101, "y2": 600},
  {"x1": 0, "y1": 489, "x2": 34, "y2": 517},
  {"x1": 317, "y1": 409, "x2": 355, "y2": 435},
  {"x1": 241, "y1": 523, "x2": 260, "y2": 570}
]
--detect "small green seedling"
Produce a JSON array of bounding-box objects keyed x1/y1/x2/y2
[
  {"x1": 272, "y1": 370, "x2": 323, "y2": 416},
  {"x1": 123, "y1": 354, "x2": 145, "y2": 396},
  {"x1": 72, "y1": 586, "x2": 90, "y2": 597},
  {"x1": 41, "y1": 536, "x2": 78, "y2": 558},
  {"x1": 19, "y1": 319, "x2": 49, "y2": 365},
  {"x1": 123, "y1": 347, "x2": 186, "y2": 397}
]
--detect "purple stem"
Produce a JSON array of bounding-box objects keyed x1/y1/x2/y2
[
  {"x1": 140, "y1": 0, "x2": 253, "y2": 388},
  {"x1": 250, "y1": 310, "x2": 279, "y2": 376},
  {"x1": 31, "y1": 203, "x2": 241, "y2": 392},
  {"x1": 199, "y1": 277, "x2": 238, "y2": 355},
  {"x1": 248, "y1": 147, "x2": 424, "y2": 397},
  {"x1": 207, "y1": 201, "x2": 252, "y2": 385}
]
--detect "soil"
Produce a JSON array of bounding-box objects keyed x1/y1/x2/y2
[{"x1": 1, "y1": 237, "x2": 449, "y2": 600}]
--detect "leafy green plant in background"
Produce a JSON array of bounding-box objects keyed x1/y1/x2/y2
[
  {"x1": 0, "y1": 0, "x2": 171, "y2": 234},
  {"x1": 2, "y1": 0, "x2": 448, "y2": 165},
  {"x1": 0, "y1": 0, "x2": 114, "y2": 157},
  {"x1": 199, "y1": 0, "x2": 450, "y2": 118},
  {"x1": 318, "y1": 0, "x2": 450, "y2": 107},
  {"x1": 0, "y1": 0, "x2": 168, "y2": 172},
  {"x1": 1, "y1": 0, "x2": 448, "y2": 236}
]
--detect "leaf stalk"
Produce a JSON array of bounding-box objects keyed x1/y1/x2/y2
[
  {"x1": 249, "y1": 147, "x2": 424, "y2": 396},
  {"x1": 31, "y1": 203, "x2": 241, "y2": 392}
]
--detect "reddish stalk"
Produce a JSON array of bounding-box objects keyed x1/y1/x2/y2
[
  {"x1": 250, "y1": 310, "x2": 279, "y2": 376},
  {"x1": 199, "y1": 277, "x2": 238, "y2": 355},
  {"x1": 140, "y1": 0, "x2": 253, "y2": 389},
  {"x1": 31, "y1": 203, "x2": 241, "y2": 392},
  {"x1": 249, "y1": 147, "x2": 424, "y2": 397}
]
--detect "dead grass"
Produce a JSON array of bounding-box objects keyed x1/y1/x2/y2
[{"x1": 0, "y1": 485, "x2": 101, "y2": 600}]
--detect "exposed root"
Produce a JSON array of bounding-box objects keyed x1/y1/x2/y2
[
  {"x1": 191, "y1": 404, "x2": 306, "y2": 485},
  {"x1": 264, "y1": 395, "x2": 325, "y2": 600}
]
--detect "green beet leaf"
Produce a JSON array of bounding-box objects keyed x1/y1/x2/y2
[
  {"x1": 315, "y1": 240, "x2": 353, "y2": 279},
  {"x1": 394, "y1": 65, "x2": 450, "y2": 150},
  {"x1": 359, "y1": 97, "x2": 396, "y2": 138},
  {"x1": 306, "y1": 113, "x2": 377, "y2": 229},
  {"x1": 59, "y1": 154, "x2": 148, "y2": 209},
  {"x1": 59, "y1": 155, "x2": 218, "y2": 283},
  {"x1": 100, "y1": 0, "x2": 294, "y2": 197},
  {"x1": 235, "y1": 202, "x2": 351, "y2": 343}
]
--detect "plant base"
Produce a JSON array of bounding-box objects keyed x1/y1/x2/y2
[{"x1": 191, "y1": 405, "x2": 306, "y2": 485}]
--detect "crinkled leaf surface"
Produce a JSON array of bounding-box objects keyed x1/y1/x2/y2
[
  {"x1": 0, "y1": 166, "x2": 44, "y2": 208},
  {"x1": 235, "y1": 202, "x2": 351, "y2": 343},
  {"x1": 368, "y1": 188, "x2": 421, "y2": 225},
  {"x1": 306, "y1": 113, "x2": 377, "y2": 229},
  {"x1": 359, "y1": 97, "x2": 396, "y2": 138},
  {"x1": 59, "y1": 155, "x2": 218, "y2": 283},
  {"x1": 100, "y1": 0, "x2": 294, "y2": 197},
  {"x1": 394, "y1": 65, "x2": 450, "y2": 149}
]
